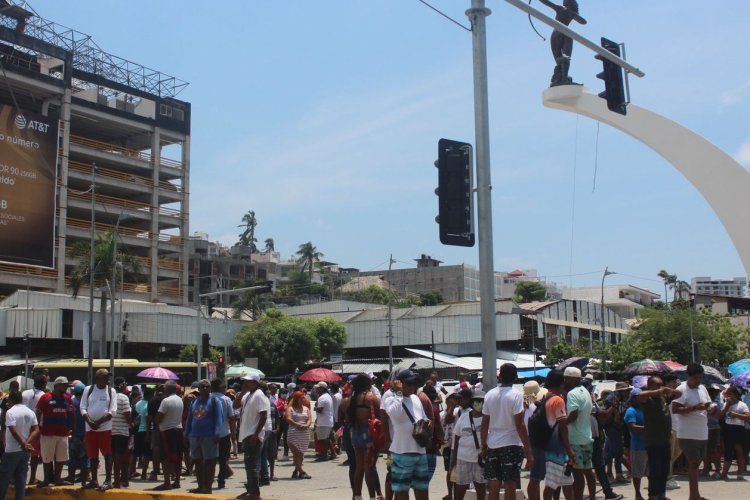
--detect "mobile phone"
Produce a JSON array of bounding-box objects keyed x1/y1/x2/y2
[{"x1": 564, "y1": 462, "x2": 573, "y2": 477}]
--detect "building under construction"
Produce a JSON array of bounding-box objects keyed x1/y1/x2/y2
[{"x1": 0, "y1": 2, "x2": 190, "y2": 306}]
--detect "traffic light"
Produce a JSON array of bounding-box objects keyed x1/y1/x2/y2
[
  {"x1": 201, "y1": 333, "x2": 210, "y2": 355},
  {"x1": 254, "y1": 280, "x2": 273, "y2": 294},
  {"x1": 435, "y1": 138, "x2": 474, "y2": 247},
  {"x1": 595, "y1": 37, "x2": 627, "y2": 115}
]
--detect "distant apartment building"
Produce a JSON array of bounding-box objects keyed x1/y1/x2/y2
[
  {"x1": 563, "y1": 284, "x2": 660, "y2": 319},
  {"x1": 691, "y1": 276, "x2": 748, "y2": 298}
]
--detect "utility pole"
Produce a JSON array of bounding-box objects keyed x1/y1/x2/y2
[
  {"x1": 387, "y1": 254, "x2": 395, "y2": 371},
  {"x1": 87, "y1": 164, "x2": 96, "y2": 385},
  {"x1": 467, "y1": 1, "x2": 498, "y2": 387}
]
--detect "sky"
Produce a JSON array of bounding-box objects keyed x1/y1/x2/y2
[{"x1": 36, "y1": 0, "x2": 750, "y2": 295}]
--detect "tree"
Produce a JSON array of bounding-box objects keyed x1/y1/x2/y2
[
  {"x1": 543, "y1": 340, "x2": 588, "y2": 367},
  {"x1": 264, "y1": 238, "x2": 275, "y2": 252},
  {"x1": 68, "y1": 231, "x2": 142, "y2": 297},
  {"x1": 237, "y1": 210, "x2": 258, "y2": 252},
  {"x1": 419, "y1": 290, "x2": 444, "y2": 306},
  {"x1": 234, "y1": 308, "x2": 321, "y2": 375},
  {"x1": 311, "y1": 317, "x2": 347, "y2": 360},
  {"x1": 657, "y1": 269, "x2": 676, "y2": 306},
  {"x1": 513, "y1": 281, "x2": 548, "y2": 303},
  {"x1": 295, "y1": 242, "x2": 324, "y2": 282},
  {"x1": 178, "y1": 344, "x2": 223, "y2": 363}
]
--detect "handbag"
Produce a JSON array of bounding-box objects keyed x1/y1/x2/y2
[
  {"x1": 468, "y1": 413, "x2": 485, "y2": 467},
  {"x1": 368, "y1": 395, "x2": 388, "y2": 451},
  {"x1": 402, "y1": 399, "x2": 431, "y2": 448}
]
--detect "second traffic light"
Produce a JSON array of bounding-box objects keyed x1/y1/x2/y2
[
  {"x1": 201, "y1": 333, "x2": 210, "y2": 355},
  {"x1": 435, "y1": 138, "x2": 474, "y2": 247},
  {"x1": 595, "y1": 37, "x2": 627, "y2": 116}
]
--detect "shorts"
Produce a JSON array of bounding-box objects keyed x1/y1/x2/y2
[
  {"x1": 161, "y1": 428, "x2": 184, "y2": 463},
  {"x1": 545, "y1": 460, "x2": 574, "y2": 489},
  {"x1": 265, "y1": 431, "x2": 278, "y2": 461},
  {"x1": 724, "y1": 425, "x2": 744, "y2": 460},
  {"x1": 529, "y1": 447, "x2": 547, "y2": 481},
  {"x1": 68, "y1": 437, "x2": 88, "y2": 468},
  {"x1": 85, "y1": 430, "x2": 112, "y2": 459},
  {"x1": 134, "y1": 431, "x2": 151, "y2": 458},
  {"x1": 189, "y1": 436, "x2": 219, "y2": 460},
  {"x1": 391, "y1": 452, "x2": 430, "y2": 492},
  {"x1": 455, "y1": 459, "x2": 486, "y2": 486},
  {"x1": 316, "y1": 426, "x2": 332, "y2": 440},
  {"x1": 630, "y1": 449, "x2": 648, "y2": 479},
  {"x1": 351, "y1": 423, "x2": 371, "y2": 449},
  {"x1": 678, "y1": 438, "x2": 707, "y2": 462},
  {"x1": 40, "y1": 435, "x2": 69, "y2": 463},
  {"x1": 482, "y1": 445, "x2": 524, "y2": 484},
  {"x1": 571, "y1": 443, "x2": 593, "y2": 469},
  {"x1": 112, "y1": 434, "x2": 129, "y2": 455}
]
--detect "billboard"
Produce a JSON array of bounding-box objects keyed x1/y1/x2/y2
[{"x1": 0, "y1": 104, "x2": 59, "y2": 268}]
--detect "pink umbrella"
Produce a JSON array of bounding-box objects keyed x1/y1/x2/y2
[
  {"x1": 663, "y1": 361, "x2": 686, "y2": 371},
  {"x1": 297, "y1": 368, "x2": 342, "y2": 383},
  {"x1": 137, "y1": 367, "x2": 179, "y2": 380}
]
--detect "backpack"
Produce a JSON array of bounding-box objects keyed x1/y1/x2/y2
[
  {"x1": 367, "y1": 394, "x2": 387, "y2": 451},
  {"x1": 528, "y1": 395, "x2": 559, "y2": 450}
]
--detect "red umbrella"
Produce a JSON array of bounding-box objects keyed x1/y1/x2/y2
[
  {"x1": 298, "y1": 368, "x2": 342, "y2": 383},
  {"x1": 663, "y1": 361, "x2": 685, "y2": 371},
  {"x1": 137, "y1": 367, "x2": 179, "y2": 380}
]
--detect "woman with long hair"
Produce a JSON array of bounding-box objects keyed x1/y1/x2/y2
[
  {"x1": 347, "y1": 373, "x2": 382, "y2": 500},
  {"x1": 285, "y1": 391, "x2": 312, "y2": 479}
]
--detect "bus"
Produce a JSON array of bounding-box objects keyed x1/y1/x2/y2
[{"x1": 32, "y1": 359, "x2": 215, "y2": 386}]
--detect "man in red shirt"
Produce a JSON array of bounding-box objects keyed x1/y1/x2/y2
[{"x1": 36, "y1": 376, "x2": 75, "y2": 486}]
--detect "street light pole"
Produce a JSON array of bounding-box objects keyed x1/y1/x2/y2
[
  {"x1": 467, "y1": 0, "x2": 498, "y2": 388},
  {"x1": 601, "y1": 267, "x2": 616, "y2": 378},
  {"x1": 87, "y1": 164, "x2": 97, "y2": 385},
  {"x1": 110, "y1": 213, "x2": 125, "y2": 377},
  {"x1": 387, "y1": 254, "x2": 394, "y2": 372}
]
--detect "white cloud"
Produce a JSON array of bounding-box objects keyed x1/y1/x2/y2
[
  {"x1": 735, "y1": 139, "x2": 750, "y2": 168},
  {"x1": 722, "y1": 78, "x2": 750, "y2": 105}
]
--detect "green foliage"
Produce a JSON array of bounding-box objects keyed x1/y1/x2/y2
[
  {"x1": 237, "y1": 210, "x2": 258, "y2": 251},
  {"x1": 595, "y1": 338, "x2": 672, "y2": 373},
  {"x1": 543, "y1": 340, "x2": 588, "y2": 367},
  {"x1": 295, "y1": 242, "x2": 324, "y2": 282},
  {"x1": 68, "y1": 231, "x2": 143, "y2": 297},
  {"x1": 513, "y1": 281, "x2": 548, "y2": 303},
  {"x1": 311, "y1": 317, "x2": 347, "y2": 360},
  {"x1": 341, "y1": 285, "x2": 428, "y2": 308},
  {"x1": 418, "y1": 290, "x2": 444, "y2": 306},
  {"x1": 178, "y1": 344, "x2": 223, "y2": 363},
  {"x1": 234, "y1": 308, "x2": 347, "y2": 375},
  {"x1": 631, "y1": 307, "x2": 745, "y2": 366}
]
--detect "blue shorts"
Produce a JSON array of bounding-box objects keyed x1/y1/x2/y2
[
  {"x1": 529, "y1": 446, "x2": 546, "y2": 481},
  {"x1": 189, "y1": 436, "x2": 219, "y2": 460},
  {"x1": 351, "y1": 423, "x2": 371, "y2": 449},
  {"x1": 391, "y1": 453, "x2": 430, "y2": 492},
  {"x1": 68, "y1": 437, "x2": 88, "y2": 469}
]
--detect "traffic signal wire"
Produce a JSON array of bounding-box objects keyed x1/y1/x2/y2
[{"x1": 416, "y1": 0, "x2": 472, "y2": 32}]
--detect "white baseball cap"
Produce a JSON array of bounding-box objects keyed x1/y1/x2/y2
[
  {"x1": 563, "y1": 367, "x2": 583, "y2": 378},
  {"x1": 242, "y1": 373, "x2": 260, "y2": 382}
]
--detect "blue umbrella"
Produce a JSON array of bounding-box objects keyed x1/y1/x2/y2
[
  {"x1": 728, "y1": 371, "x2": 750, "y2": 388},
  {"x1": 728, "y1": 359, "x2": 750, "y2": 376}
]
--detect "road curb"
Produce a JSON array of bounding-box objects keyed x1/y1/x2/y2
[{"x1": 10, "y1": 486, "x2": 233, "y2": 500}]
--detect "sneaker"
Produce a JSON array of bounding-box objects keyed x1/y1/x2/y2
[
  {"x1": 666, "y1": 479, "x2": 680, "y2": 490},
  {"x1": 98, "y1": 482, "x2": 112, "y2": 492},
  {"x1": 82, "y1": 481, "x2": 99, "y2": 490},
  {"x1": 604, "y1": 492, "x2": 623, "y2": 500}
]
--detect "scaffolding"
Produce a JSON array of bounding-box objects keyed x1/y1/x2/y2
[{"x1": 0, "y1": 1, "x2": 188, "y2": 98}]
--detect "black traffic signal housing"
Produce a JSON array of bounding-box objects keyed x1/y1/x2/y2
[
  {"x1": 595, "y1": 37, "x2": 627, "y2": 115},
  {"x1": 435, "y1": 138, "x2": 474, "y2": 247},
  {"x1": 201, "y1": 333, "x2": 210, "y2": 356},
  {"x1": 254, "y1": 280, "x2": 273, "y2": 294}
]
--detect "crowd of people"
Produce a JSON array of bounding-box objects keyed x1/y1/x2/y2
[{"x1": 0, "y1": 363, "x2": 749, "y2": 500}]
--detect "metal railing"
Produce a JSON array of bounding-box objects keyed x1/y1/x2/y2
[
  {"x1": 69, "y1": 134, "x2": 183, "y2": 169},
  {"x1": 66, "y1": 217, "x2": 183, "y2": 246},
  {"x1": 0, "y1": 262, "x2": 57, "y2": 277},
  {"x1": 66, "y1": 186, "x2": 183, "y2": 219},
  {"x1": 67, "y1": 160, "x2": 183, "y2": 193}
]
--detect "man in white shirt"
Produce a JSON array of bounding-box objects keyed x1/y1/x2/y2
[
  {"x1": 383, "y1": 370, "x2": 430, "y2": 500},
  {"x1": 480, "y1": 363, "x2": 532, "y2": 500},
  {"x1": 671, "y1": 363, "x2": 711, "y2": 500},
  {"x1": 314, "y1": 381, "x2": 335, "y2": 460},
  {"x1": 0, "y1": 390, "x2": 40, "y2": 500},
  {"x1": 21, "y1": 375, "x2": 46, "y2": 486},
  {"x1": 79, "y1": 369, "x2": 118, "y2": 491},
  {"x1": 154, "y1": 381, "x2": 184, "y2": 491},
  {"x1": 235, "y1": 373, "x2": 268, "y2": 500}
]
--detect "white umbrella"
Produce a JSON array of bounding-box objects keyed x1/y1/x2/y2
[
  {"x1": 224, "y1": 365, "x2": 265, "y2": 378},
  {"x1": 0, "y1": 375, "x2": 34, "y2": 391}
]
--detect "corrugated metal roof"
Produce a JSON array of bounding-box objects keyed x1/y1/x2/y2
[
  {"x1": 519, "y1": 300, "x2": 561, "y2": 312},
  {"x1": 406, "y1": 348, "x2": 538, "y2": 370}
]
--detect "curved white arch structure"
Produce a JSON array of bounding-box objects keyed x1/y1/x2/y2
[{"x1": 543, "y1": 85, "x2": 750, "y2": 277}]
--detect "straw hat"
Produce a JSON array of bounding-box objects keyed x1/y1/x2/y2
[{"x1": 523, "y1": 380, "x2": 548, "y2": 402}]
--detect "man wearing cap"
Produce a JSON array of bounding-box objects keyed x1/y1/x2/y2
[
  {"x1": 314, "y1": 381, "x2": 335, "y2": 461},
  {"x1": 154, "y1": 380, "x2": 184, "y2": 491},
  {"x1": 0, "y1": 389, "x2": 40, "y2": 500},
  {"x1": 35, "y1": 376, "x2": 74, "y2": 486},
  {"x1": 383, "y1": 369, "x2": 431, "y2": 500},
  {"x1": 80, "y1": 368, "x2": 118, "y2": 491},
  {"x1": 564, "y1": 367, "x2": 595, "y2": 500},
  {"x1": 185, "y1": 379, "x2": 224, "y2": 494},
  {"x1": 236, "y1": 372, "x2": 268, "y2": 500},
  {"x1": 480, "y1": 363, "x2": 532, "y2": 500}
]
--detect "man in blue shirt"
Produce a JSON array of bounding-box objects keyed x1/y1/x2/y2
[
  {"x1": 210, "y1": 378, "x2": 235, "y2": 490},
  {"x1": 185, "y1": 379, "x2": 224, "y2": 494},
  {"x1": 66, "y1": 383, "x2": 89, "y2": 486}
]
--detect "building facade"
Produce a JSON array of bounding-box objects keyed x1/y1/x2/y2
[
  {"x1": 691, "y1": 276, "x2": 748, "y2": 298},
  {"x1": 0, "y1": 7, "x2": 190, "y2": 305}
]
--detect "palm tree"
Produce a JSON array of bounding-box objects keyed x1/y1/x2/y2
[
  {"x1": 657, "y1": 269, "x2": 677, "y2": 307},
  {"x1": 674, "y1": 280, "x2": 691, "y2": 303},
  {"x1": 237, "y1": 210, "x2": 258, "y2": 252},
  {"x1": 295, "y1": 242, "x2": 324, "y2": 282},
  {"x1": 264, "y1": 238, "x2": 275, "y2": 252},
  {"x1": 68, "y1": 231, "x2": 143, "y2": 297}
]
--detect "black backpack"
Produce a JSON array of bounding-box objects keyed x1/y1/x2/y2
[{"x1": 528, "y1": 395, "x2": 559, "y2": 450}]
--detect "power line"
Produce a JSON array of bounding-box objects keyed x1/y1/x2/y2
[{"x1": 416, "y1": 0, "x2": 472, "y2": 32}]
